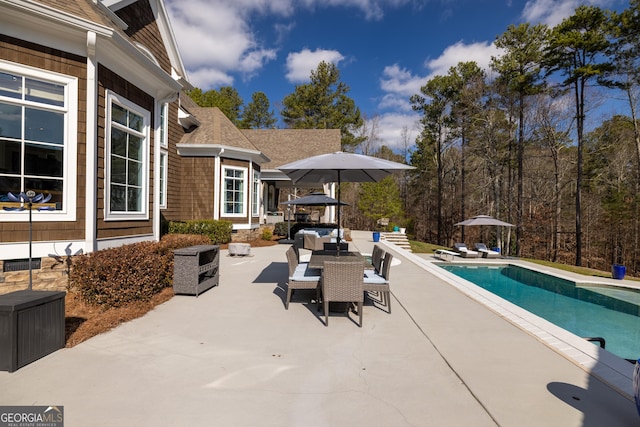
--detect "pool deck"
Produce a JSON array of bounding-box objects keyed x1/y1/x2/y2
[{"x1": 0, "y1": 230, "x2": 638, "y2": 426}]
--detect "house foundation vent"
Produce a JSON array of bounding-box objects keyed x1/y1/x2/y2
[{"x1": 3, "y1": 258, "x2": 41, "y2": 272}]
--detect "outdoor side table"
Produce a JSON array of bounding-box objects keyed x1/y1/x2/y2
[
  {"x1": 173, "y1": 245, "x2": 220, "y2": 296},
  {"x1": 0, "y1": 290, "x2": 66, "y2": 372}
]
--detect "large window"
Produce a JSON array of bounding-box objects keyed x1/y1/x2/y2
[
  {"x1": 0, "y1": 64, "x2": 77, "y2": 218},
  {"x1": 252, "y1": 170, "x2": 260, "y2": 216},
  {"x1": 223, "y1": 166, "x2": 246, "y2": 216},
  {"x1": 105, "y1": 92, "x2": 149, "y2": 220}
]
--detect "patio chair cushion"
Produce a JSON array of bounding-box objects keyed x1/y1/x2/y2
[
  {"x1": 292, "y1": 264, "x2": 321, "y2": 281},
  {"x1": 363, "y1": 271, "x2": 387, "y2": 284}
]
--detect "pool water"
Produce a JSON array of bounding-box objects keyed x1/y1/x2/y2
[{"x1": 438, "y1": 264, "x2": 640, "y2": 361}]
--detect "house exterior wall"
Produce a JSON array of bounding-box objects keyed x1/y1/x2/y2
[
  {"x1": 161, "y1": 97, "x2": 183, "y2": 222},
  {"x1": 0, "y1": 34, "x2": 87, "y2": 244},
  {"x1": 95, "y1": 64, "x2": 155, "y2": 240},
  {"x1": 178, "y1": 157, "x2": 216, "y2": 220}
]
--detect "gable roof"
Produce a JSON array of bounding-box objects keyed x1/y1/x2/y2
[
  {"x1": 242, "y1": 129, "x2": 341, "y2": 170},
  {"x1": 3, "y1": 0, "x2": 188, "y2": 99},
  {"x1": 177, "y1": 105, "x2": 270, "y2": 164}
]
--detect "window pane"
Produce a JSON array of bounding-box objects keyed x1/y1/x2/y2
[
  {"x1": 25, "y1": 108, "x2": 64, "y2": 144},
  {"x1": 112, "y1": 104, "x2": 127, "y2": 126},
  {"x1": 0, "y1": 176, "x2": 21, "y2": 201},
  {"x1": 128, "y1": 135, "x2": 142, "y2": 160},
  {"x1": 24, "y1": 143, "x2": 63, "y2": 177},
  {"x1": 128, "y1": 111, "x2": 143, "y2": 132},
  {"x1": 127, "y1": 160, "x2": 142, "y2": 186},
  {"x1": 0, "y1": 139, "x2": 21, "y2": 174},
  {"x1": 111, "y1": 156, "x2": 126, "y2": 184},
  {"x1": 24, "y1": 177, "x2": 63, "y2": 209},
  {"x1": 111, "y1": 128, "x2": 126, "y2": 157},
  {"x1": 110, "y1": 184, "x2": 126, "y2": 211},
  {"x1": 0, "y1": 103, "x2": 22, "y2": 139},
  {"x1": 25, "y1": 78, "x2": 64, "y2": 107},
  {"x1": 127, "y1": 187, "x2": 141, "y2": 211},
  {"x1": 0, "y1": 72, "x2": 21, "y2": 99}
]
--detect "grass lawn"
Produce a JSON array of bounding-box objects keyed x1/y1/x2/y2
[{"x1": 408, "y1": 240, "x2": 639, "y2": 281}]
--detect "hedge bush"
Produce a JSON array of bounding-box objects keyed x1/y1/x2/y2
[
  {"x1": 69, "y1": 234, "x2": 211, "y2": 307},
  {"x1": 168, "y1": 219, "x2": 233, "y2": 244}
]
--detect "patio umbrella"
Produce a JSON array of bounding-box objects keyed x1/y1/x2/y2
[
  {"x1": 280, "y1": 192, "x2": 349, "y2": 240},
  {"x1": 278, "y1": 151, "x2": 414, "y2": 254},
  {"x1": 455, "y1": 215, "x2": 514, "y2": 254},
  {"x1": 280, "y1": 192, "x2": 349, "y2": 207},
  {"x1": 454, "y1": 215, "x2": 514, "y2": 227}
]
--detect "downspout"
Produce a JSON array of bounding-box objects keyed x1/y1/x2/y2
[
  {"x1": 85, "y1": 31, "x2": 98, "y2": 254},
  {"x1": 213, "y1": 148, "x2": 223, "y2": 220},
  {"x1": 153, "y1": 95, "x2": 177, "y2": 242},
  {"x1": 248, "y1": 162, "x2": 253, "y2": 229}
]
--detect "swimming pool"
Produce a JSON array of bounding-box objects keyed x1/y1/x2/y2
[{"x1": 437, "y1": 264, "x2": 640, "y2": 361}]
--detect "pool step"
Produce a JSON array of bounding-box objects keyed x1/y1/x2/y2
[{"x1": 381, "y1": 232, "x2": 412, "y2": 252}]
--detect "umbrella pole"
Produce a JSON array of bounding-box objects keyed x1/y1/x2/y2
[{"x1": 336, "y1": 171, "x2": 341, "y2": 256}]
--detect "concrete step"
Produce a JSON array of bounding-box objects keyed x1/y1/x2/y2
[{"x1": 380, "y1": 232, "x2": 411, "y2": 252}]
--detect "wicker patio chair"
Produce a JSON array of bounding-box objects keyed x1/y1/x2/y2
[
  {"x1": 291, "y1": 244, "x2": 307, "y2": 264},
  {"x1": 371, "y1": 245, "x2": 385, "y2": 273},
  {"x1": 322, "y1": 261, "x2": 365, "y2": 327},
  {"x1": 285, "y1": 247, "x2": 321, "y2": 309},
  {"x1": 363, "y1": 252, "x2": 393, "y2": 313}
]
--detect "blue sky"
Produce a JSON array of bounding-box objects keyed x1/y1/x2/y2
[{"x1": 165, "y1": 0, "x2": 628, "y2": 151}]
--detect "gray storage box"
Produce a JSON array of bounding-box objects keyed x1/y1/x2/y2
[
  {"x1": 173, "y1": 245, "x2": 220, "y2": 296},
  {"x1": 0, "y1": 290, "x2": 66, "y2": 372}
]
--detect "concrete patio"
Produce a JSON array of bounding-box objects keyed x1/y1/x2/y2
[{"x1": 0, "y1": 231, "x2": 638, "y2": 426}]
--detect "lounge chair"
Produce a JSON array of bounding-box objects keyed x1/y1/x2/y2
[
  {"x1": 474, "y1": 243, "x2": 501, "y2": 258},
  {"x1": 453, "y1": 243, "x2": 480, "y2": 258}
]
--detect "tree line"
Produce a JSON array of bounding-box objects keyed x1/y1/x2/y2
[
  {"x1": 410, "y1": 2, "x2": 640, "y2": 271},
  {"x1": 188, "y1": 1, "x2": 640, "y2": 273}
]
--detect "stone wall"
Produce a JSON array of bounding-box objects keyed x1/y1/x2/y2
[{"x1": 0, "y1": 257, "x2": 69, "y2": 295}]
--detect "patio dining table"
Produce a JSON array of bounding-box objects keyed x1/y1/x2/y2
[{"x1": 308, "y1": 250, "x2": 371, "y2": 270}]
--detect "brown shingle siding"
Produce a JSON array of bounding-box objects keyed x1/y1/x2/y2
[
  {"x1": 179, "y1": 157, "x2": 215, "y2": 220},
  {"x1": 95, "y1": 64, "x2": 155, "y2": 239},
  {"x1": 116, "y1": 1, "x2": 172, "y2": 75},
  {"x1": 0, "y1": 34, "x2": 87, "y2": 243}
]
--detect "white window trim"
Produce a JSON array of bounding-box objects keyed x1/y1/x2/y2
[
  {"x1": 159, "y1": 102, "x2": 168, "y2": 148},
  {"x1": 159, "y1": 150, "x2": 167, "y2": 209},
  {"x1": 0, "y1": 60, "x2": 77, "y2": 222},
  {"x1": 221, "y1": 165, "x2": 247, "y2": 217},
  {"x1": 104, "y1": 91, "x2": 150, "y2": 221},
  {"x1": 252, "y1": 169, "x2": 260, "y2": 217}
]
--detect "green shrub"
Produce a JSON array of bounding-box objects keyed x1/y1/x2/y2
[
  {"x1": 69, "y1": 234, "x2": 211, "y2": 307},
  {"x1": 168, "y1": 219, "x2": 233, "y2": 244},
  {"x1": 273, "y1": 222, "x2": 288, "y2": 236},
  {"x1": 261, "y1": 228, "x2": 273, "y2": 240}
]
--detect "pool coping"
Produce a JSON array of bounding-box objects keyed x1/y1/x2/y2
[{"x1": 408, "y1": 252, "x2": 636, "y2": 401}]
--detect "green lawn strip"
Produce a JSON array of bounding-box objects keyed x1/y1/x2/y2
[{"x1": 408, "y1": 240, "x2": 638, "y2": 281}]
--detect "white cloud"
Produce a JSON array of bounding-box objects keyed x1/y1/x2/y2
[
  {"x1": 377, "y1": 41, "x2": 499, "y2": 114},
  {"x1": 376, "y1": 112, "x2": 421, "y2": 151},
  {"x1": 166, "y1": 0, "x2": 278, "y2": 88},
  {"x1": 165, "y1": 0, "x2": 412, "y2": 90},
  {"x1": 425, "y1": 41, "x2": 500, "y2": 78},
  {"x1": 521, "y1": 0, "x2": 617, "y2": 26},
  {"x1": 380, "y1": 64, "x2": 427, "y2": 98},
  {"x1": 187, "y1": 68, "x2": 235, "y2": 88},
  {"x1": 285, "y1": 49, "x2": 346, "y2": 83}
]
